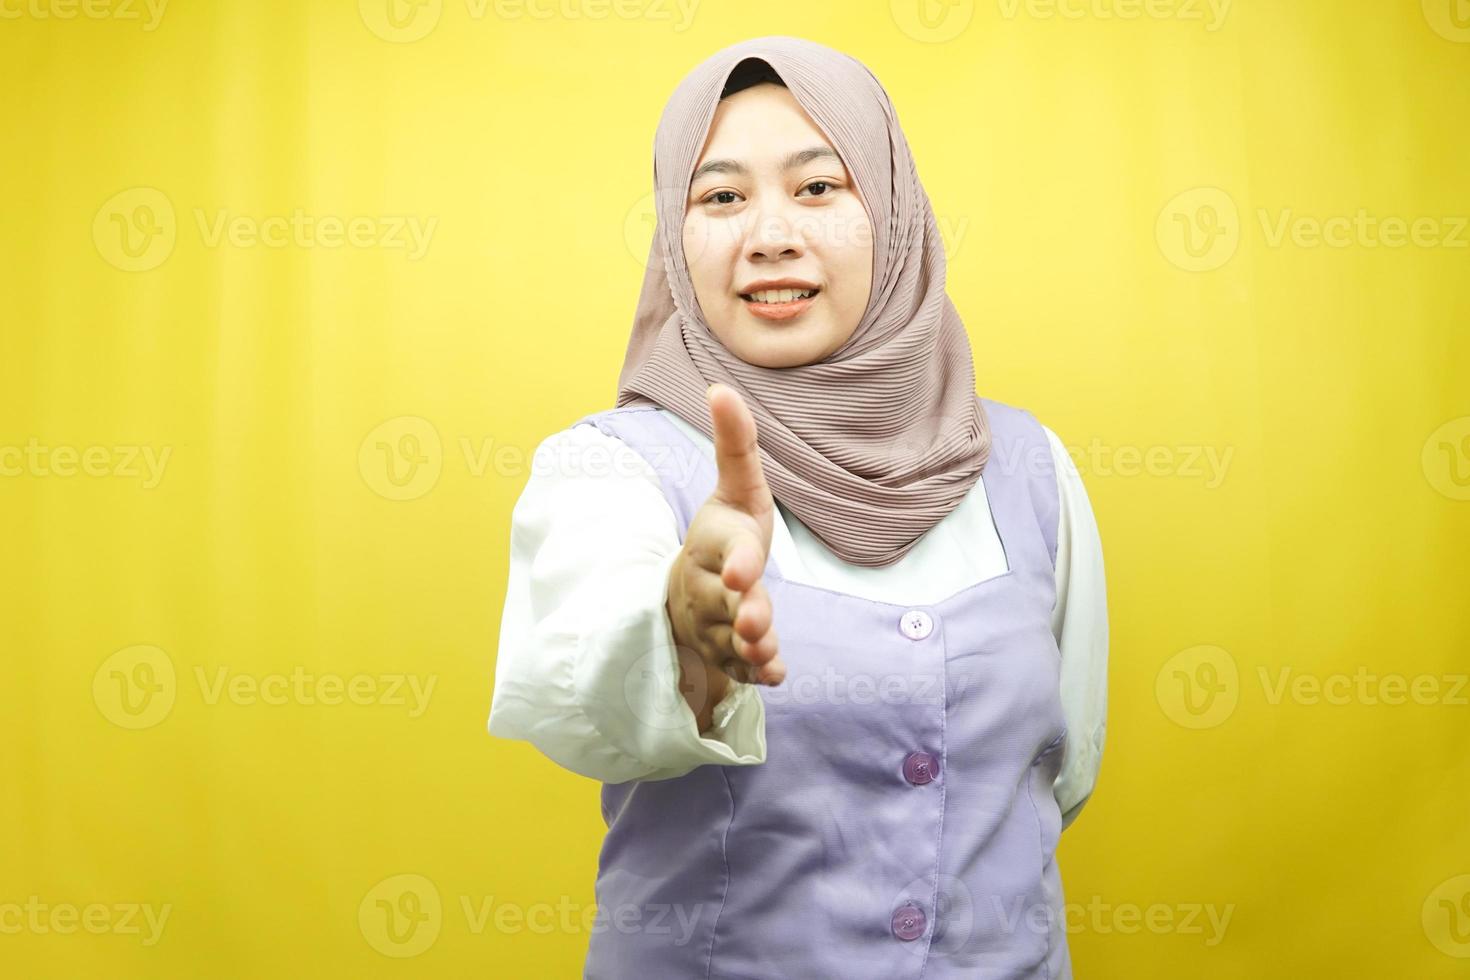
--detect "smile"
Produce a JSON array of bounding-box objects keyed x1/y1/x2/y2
[{"x1": 739, "y1": 287, "x2": 821, "y2": 321}]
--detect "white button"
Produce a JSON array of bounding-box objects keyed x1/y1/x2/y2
[{"x1": 899, "y1": 610, "x2": 933, "y2": 640}]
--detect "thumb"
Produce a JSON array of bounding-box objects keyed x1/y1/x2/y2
[{"x1": 706, "y1": 383, "x2": 772, "y2": 518}]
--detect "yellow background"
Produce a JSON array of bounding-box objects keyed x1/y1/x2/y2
[{"x1": 3, "y1": 0, "x2": 1468, "y2": 976}]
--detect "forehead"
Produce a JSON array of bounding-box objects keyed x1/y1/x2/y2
[{"x1": 694, "y1": 83, "x2": 841, "y2": 167}]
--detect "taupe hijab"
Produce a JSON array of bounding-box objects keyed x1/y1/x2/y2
[{"x1": 616, "y1": 35, "x2": 990, "y2": 568}]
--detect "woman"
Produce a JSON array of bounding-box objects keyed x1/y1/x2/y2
[{"x1": 489, "y1": 36, "x2": 1108, "y2": 978}]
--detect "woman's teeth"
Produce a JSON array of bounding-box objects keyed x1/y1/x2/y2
[{"x1": 744, "y1": 288, "x2": 818, "y2": 303}]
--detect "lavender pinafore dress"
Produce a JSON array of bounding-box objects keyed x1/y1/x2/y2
[{"x1": 573, "y1": 398, "x2": 1070, "y2": 979}]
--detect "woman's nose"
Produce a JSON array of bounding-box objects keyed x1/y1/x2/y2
[{"x1": 744, "y1": 204, "x2": 806, "y2": 260}]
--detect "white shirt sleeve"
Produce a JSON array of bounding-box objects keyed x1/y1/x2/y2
[
  {"x1": 1042, "y1": 425, "x2": 1110, "y2": 831},
  {"x1": 487, "y1": 423, "x2": 768, "y2": 784}
]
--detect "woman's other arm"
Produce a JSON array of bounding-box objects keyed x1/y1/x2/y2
[{"x1": 1044, "y1": 424, "x2": 1110, "y2": 831}]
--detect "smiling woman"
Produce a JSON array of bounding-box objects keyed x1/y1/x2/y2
[{"x1": 488, "y1": 35, "x2": 1109, "y2": 979}]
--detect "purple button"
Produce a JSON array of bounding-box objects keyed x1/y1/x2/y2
[
  {"x1": 903, "y1": 751, "x2": 939, "y2": 785},
  {"x1": 891, "y1": 902, "x2": 926, "y2": 941}
]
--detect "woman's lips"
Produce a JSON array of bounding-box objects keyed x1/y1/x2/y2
[{"x1": 740, "y1": 289, "x2": 820, "y2": 321}]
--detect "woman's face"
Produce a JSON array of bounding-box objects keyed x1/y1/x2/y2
[{"x1": 683, "y1": 82, "x2": 874, "y2": 368}]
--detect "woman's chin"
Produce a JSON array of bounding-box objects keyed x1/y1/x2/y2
[
  {"x1": 711, "y1": 313, "x2": 848, "y2": 368},
  {"x1": 734, "y1": 336, "x2": 830, "y2": 369}
]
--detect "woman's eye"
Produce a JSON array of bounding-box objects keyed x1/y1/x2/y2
[
  {"x1": 704, "y1": 190, "x2": 739, "y2": 206},
  {"x1": 800, "y1": 180, "x2": 835, "y2": 197}
]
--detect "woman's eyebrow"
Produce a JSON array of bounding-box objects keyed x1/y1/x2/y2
[{"x1": 690, "y1": 145, "x2": 841, "y2": 182}]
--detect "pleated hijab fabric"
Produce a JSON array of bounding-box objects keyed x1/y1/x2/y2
[{"x1": 615, "y1": 35, "x2": 990, "y2": 568}]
